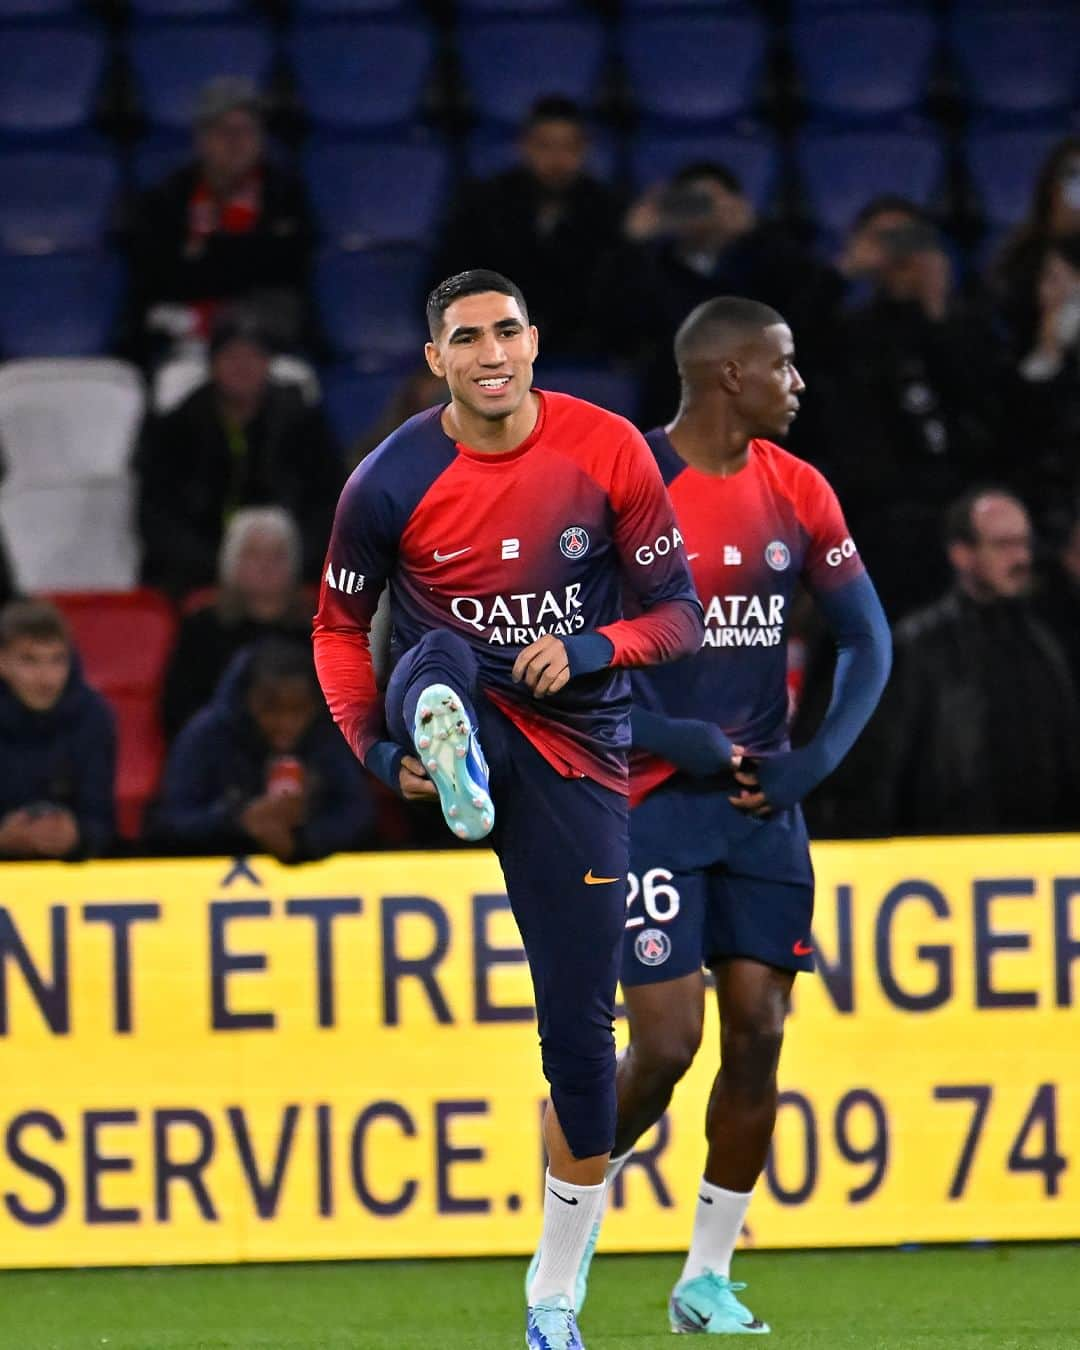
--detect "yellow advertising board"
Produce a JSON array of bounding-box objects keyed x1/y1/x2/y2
[{"x1": 0, "y1": 837, "x2": 1077, "y2": 1268}]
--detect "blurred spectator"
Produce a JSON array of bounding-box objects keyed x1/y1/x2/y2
[
  {"x1": 157, "y1": 639, "x2": 374, "y2": 861},
  {"x1": 0, "y1": 600, "x2": 114, "y2": 859},
  {"x1": 829, "y1": 198, "x2": 1006, "y2": 618},
  {"x1": 136, "y1": 307, "x2": 343, "y2": 597},
  {"x1": 1005, "y1": 235, "x2": 1080, "y2": 537},
  {"x1": 128, "y1": 78, "x2": 315, "y2": 362},
  {"x1": 351, "y1": 365, "x2": 446, "y2": 468},
  {"x1": 995, "y1": 135, "x2": 1080, "y2": 354},
  {"x1": 162, "y1": 507, "x2": 314, "y2": 740},
  {"x1": 847, "y1": 490, "x2": 1080, "y2": 836},
  {"x1": 432, "y1": 97, "x2": 623, "y2": 356},
  {"x1": 1037, "y1": 512, "x2": 1080, "y2": 696},
  {"x1": 597, "y1": 160, "x2": 838, "y2": 428}
]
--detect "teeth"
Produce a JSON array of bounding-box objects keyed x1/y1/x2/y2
[{"x1": 478, "y1": 378, "x2": 509, "y2": 388}]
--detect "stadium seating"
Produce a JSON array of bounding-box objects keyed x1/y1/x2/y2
[
  {"x1": 129, "y1": 134, "x2": 192, "y2": 189},
  {"x1": 46, "y1": 590, "x2": 178, "y2": 839},
  {"x1": 949, "y1": 9, "x2": 1080, "y2": 121},
  {"x1": 0, "y1": 359, "x2": 143, "y2": 592},
  {"x1": 796, "y1": 130, "x2": 946, "y2": 237},
  {"x1": 0, "y1": 255, "x2": 123, "y2": 357},
  {"x1": 629, "y1": 131, "x2": 779, "y2": 213},
  {"x1": 315, "y1": 248, "x2": 428, "y2": 362},
  {"x1": 0, "y1": 149, "x2": 118, "y2": 255},
  {"x1": 129, "y1": 0, "x2": 250, "y2": 17},
  {"x1": 304, "y1": 140, "x2": 449, "y2": 248},
  {"x1": 792, "y1": 11, "x2": 938, "y2": 125},
  {"x1": 293, "y1": 0, "x2": 410, "y2": 11},
  {"x1": 289, "y1": 20, "x2": 435, "y2": 133},
  {"x1": 619, "y1": 15, "x2": 767, "y2": 125},
  {"x1": 967, "y1": 128, "x2": 1060, "y2": 232},
  {"x1": 535, "y1": 365, "x2": 638, "y2": 421},
  {"x1": 458, "y1": 18, "x2": 607, "y2": 127},
  {"x1": 0, "y1": 24, "x2": 106, "y2": 138},
  {"x1": 129, "y1": 21, "x2": 276, "y2": 131},
  {"x1": 319, "y1": 365, "x2": 405, "y2": 452}
]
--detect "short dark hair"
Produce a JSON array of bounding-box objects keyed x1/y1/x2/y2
[
  {"x1": 524, "y1": 95, "x2": 584, "y2": 131},
  {"x1": 943, "y1": 486, "x2": 1024, "y2": 547},
  {"x1": 0, "y1": 599, "x2": 69, "y2": 649},
  {"x1": 248, "y1": 638, "x2": 317, "y2": 694},
  {"x1": 851, "y1": 195, "x2": 926, "y2": 234},
  {"x1": 674, "y1": 295, "x2": 786, "y2": 369},
  {"x1": 672, "y1": 160, "x2": 743, "y2": 196},
  {"x1": 425, "y1": 269, "x2": 529, "y2": 340}
]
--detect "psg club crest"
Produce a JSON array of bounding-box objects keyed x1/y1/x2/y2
[
  {"x1": 764, "y1": 539, "x2": 791, "y2": 572},
  {"x1": 635, "y1": 927, "x2": 671, "y2": 967},
  {"x1": 559, "y1": 526, "x2": 590, "y2": 559}
]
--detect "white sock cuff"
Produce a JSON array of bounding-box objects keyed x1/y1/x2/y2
[
  {"x1": 604, "y1": 1150, "x2": 632, "y2": 1183},
  {"x1": 545, "y1": 1169, "x2": 604, "y2": 1197},
  {"x1": 699, "y1": 1178, "x2": 752, "y2": 1202}
]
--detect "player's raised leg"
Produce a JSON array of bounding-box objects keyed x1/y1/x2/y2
[{"x1": 384, "y1": 628, "x2": 494, "y2": 841}]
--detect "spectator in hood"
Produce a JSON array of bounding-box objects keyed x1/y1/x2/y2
[
  {"x1": 0, "y1": 600, "x2": 115, "y2": 859},
  {"x1": 157, "y1": 639, "x2": 375, "y2": 861},
  {"x1": 136, "y1": 306, "x2": 343, "y2": 598}
]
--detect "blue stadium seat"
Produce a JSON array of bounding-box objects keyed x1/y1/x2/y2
[
  {"x1": 458, "y1": 18, "x2": 606, "y2": 127},
  {"x1": 290, "y1": 21, "x2": 434, "y2": 132},
  {"x1": 793, "y1": 11, "x2": 938, "y2": 124},
  {"x1": 0, "y1": 25, "x2": 106, "y2": 137},
  {"x1": 320, "y1": 366, "x2": 406, "y2": 451},
  {"x1": 967, "y1": 128, "x2": 1060, "y2": 232},
  {"x1": 294, "y1": 0, "x2": 409, "y2": 10},
  {"x1": 315, "y1": 248, "x2": 428, "y2": 361},
  {"x1": 130, "y1": 133, "x2": 192, "y2": 188},
  {"x1": 305, "y1": 141, "x2": 449, "y2": 247},
  {"x1": 950, "y1": 10, "x2": 1080, "y2": 121},
  {"x1": 629, "y1": 131, "x2": 779, "y2": 213},
  {"x1": 0, "y1": 149, "x2": 118, "y2": 254},
  {"x1": 0, "y1": 254, "x2": 123, "y2": 356},
  {"x1": 463, "y1": 127, "x2": 618, "y2": 183},
  {"x1": 620, "y1": 15, "x2": 767, "y2": 125},
  {"x1": 796, "y1": 130, "x2": 945, "y2": 236},
  {"x1": 130, "y1": 0, "x2": 249, "y2": 16},
  {"x1": 535, "y1": 365, "x2": 638, "y2": 421},
  {"x1": 459, "y1": 0, "x2": 582, "y2": 10},
  {"x1": 624, "y1": 0, "x2": 748, "y2": 9},
  {"x1": 0, "y1": 0, "x2": 80, "y2": 16},
  {"x1": 129, "y1": 21, "x2": 275, "y2": 131}
]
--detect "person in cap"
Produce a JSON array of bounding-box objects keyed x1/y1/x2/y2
[{"x1": 128, "y1": 76, "x2": 316, "y2": 361}]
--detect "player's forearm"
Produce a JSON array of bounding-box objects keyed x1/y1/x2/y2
[
  {"x1": 596, "y1": 598, "x2": 704, "y2": 668},
  {"x1": 631, "y1": 708, "x2": 735, "y2": 777},
  {"x1": 312, "y1": 627, "x2": 385, "y2": 765}
]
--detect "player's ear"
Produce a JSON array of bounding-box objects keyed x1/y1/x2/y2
[
  {"x1": 424, "y1": 341, "x2": 445, "y2": 378},
  {"x1": 528, "y1": 325, "x2": 539, "y2": 361},
  {"x1": 719, "y1": 357, "x2": 742, "y2": 395}
]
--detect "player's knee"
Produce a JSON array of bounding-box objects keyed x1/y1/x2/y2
[
  {"x1": 417, "y1": 627, "x2": 473, "y2": 665},
  {"x1": 720, "y1": 1023, "x2": 785, "y2": 1100},
  {"x1": 632, "y1": 1017, "x2": 702, "y2": 1089}
]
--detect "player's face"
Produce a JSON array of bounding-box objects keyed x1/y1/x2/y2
[
  {"x1": 0, "y1": 638, "x2": 70, "y2": 713},
  {"x1": 735, "y1": 323, "x2": 804, "y2": 440},
  {"x1": 953, "y1": 496, "x2": 1033, "y2": 600},
  {"x1": 425, "y1": 293, "x2": 539, "y2": 424},
  {"x1": 520, "y1": 119, "x2": 587, "y2": 192},
  {"x1": 248, "y1": 677, "x2": 317, "y2": 753}
]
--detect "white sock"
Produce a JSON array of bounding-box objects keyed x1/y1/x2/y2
[
  {"x1": 680, "y1": 1179, "x2": 752, "y2": 1282},
  {"x1": 529, "y1": 1171, "x2": 606, "y2": 1306},
  {"x1": 605, "y1": 1149, "x2": 632, "y2": 1185}
]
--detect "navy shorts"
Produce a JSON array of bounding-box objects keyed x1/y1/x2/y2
[{"x1": 621, "y1": 774, "x2": 815, "y2": 987}]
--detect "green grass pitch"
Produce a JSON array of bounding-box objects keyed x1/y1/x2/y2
[{"x1": 0, "y1": 1245, "x2": 1076, "y2": 1349}]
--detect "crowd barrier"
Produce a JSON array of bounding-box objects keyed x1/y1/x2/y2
[{"x1": 0, "y1": 836, "x2": 1077, "y2": 1268}]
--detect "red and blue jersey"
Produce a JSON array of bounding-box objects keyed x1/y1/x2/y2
[
  {"x1": 314, "y1": 391, "x2": 702, "y2": 793},
  {"x1": 631, "y1": 430, "x2": 864, "y2": 803}
]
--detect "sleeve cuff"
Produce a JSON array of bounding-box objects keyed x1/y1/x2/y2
[{"x1": 563, "y1": 631, "x2": 615, "y2": 678}]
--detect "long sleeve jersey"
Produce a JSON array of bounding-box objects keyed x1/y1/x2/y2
[{"x1": 314, "y1": 391, "x2": 703, "y2": 793}]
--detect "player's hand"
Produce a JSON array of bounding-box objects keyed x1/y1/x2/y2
[
  {"x1": 512, "y1": 635, "x2": 571, "y2": 698},
  {"x1": 729, "y1": 759, "x2": 772, "y2": 818},
  {"x1": 399, "y1": 754, "x2": 438, "y2": 802}
]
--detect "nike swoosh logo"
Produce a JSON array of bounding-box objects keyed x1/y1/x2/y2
[
  {"x1": 433, "y1": 547, "x2": 471, "y2": 563},
  {"x1": 687, "y1": 552, "x2": 701, "y2": 561},
  {"x1": 547, "y1": 1188, "x2": 578, "y2": 1206},
  {"x1": 793, "y1": 939, "x2": 814, "y2": 956},
  {"x1": 584, "y1": 870, "x2": 620, "y2": 885},
  {"x1": 699, "y1": 1193, "x2": 713, "y2": 1205}
]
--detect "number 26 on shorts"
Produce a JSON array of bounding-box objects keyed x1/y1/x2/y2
[{"x1": 625, "y1": 868, "x2": 681, "y2": 929}]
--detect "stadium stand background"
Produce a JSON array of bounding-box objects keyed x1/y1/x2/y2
[{"x1": 0, "y1": 0, "x2": 1077, "y2": 844}]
